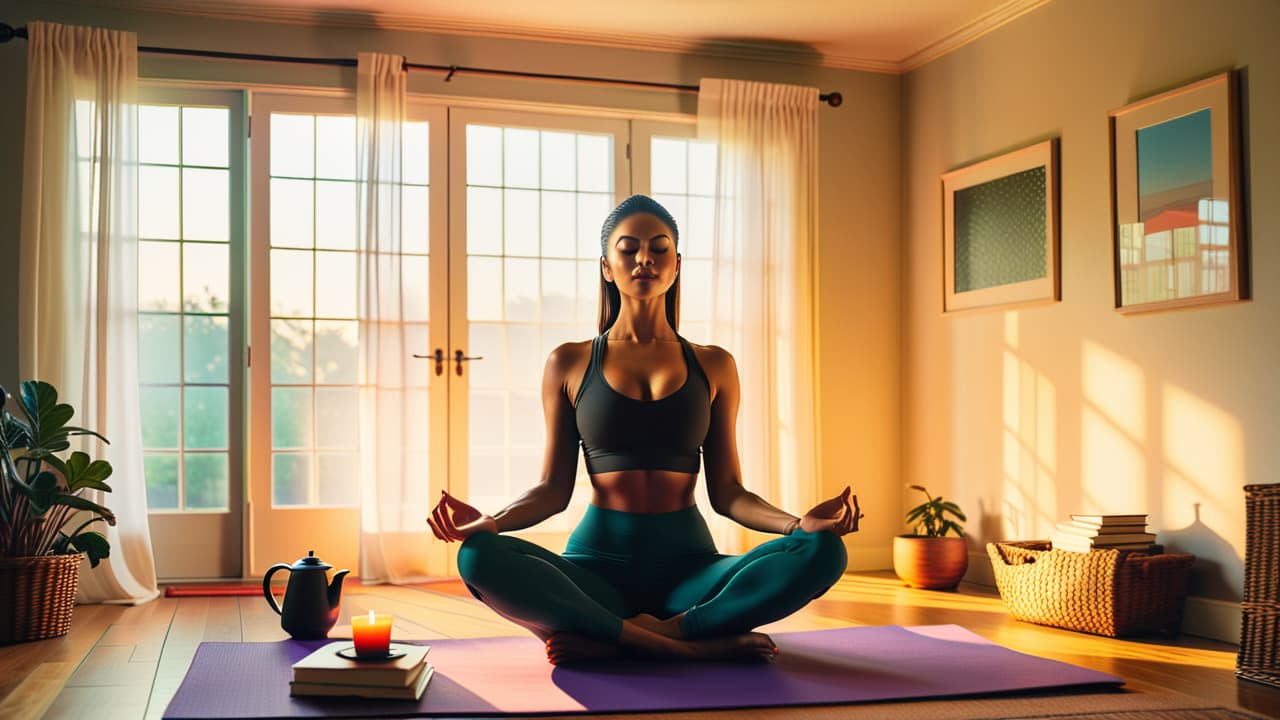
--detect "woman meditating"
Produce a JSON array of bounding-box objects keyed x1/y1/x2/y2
[{"x1": 428, "y1": 195, "x2": 860, "y2": 665}]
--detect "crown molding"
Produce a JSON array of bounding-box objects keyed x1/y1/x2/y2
[
  {"x1": 897, "y1": 0, "x2": 1053, "y2": 73},
  {"x1": 54, "y1": 0, "x2": 1052, "y2": 75}
]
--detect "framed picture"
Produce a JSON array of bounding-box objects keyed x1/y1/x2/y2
[
  {"x1": 941, "y1": 139, "x2": 1060, "y2": 313},
  {"x1": 1110, "y1": 71, "x2": 1246, "y2": 313}
]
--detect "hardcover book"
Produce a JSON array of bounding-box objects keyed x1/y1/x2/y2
[
  {"x1": 291, "y1": 642, "x2": 431, "y2": 687},
  {"x1": 291, "y1": 664, "x2": 435, "y2": 699}
]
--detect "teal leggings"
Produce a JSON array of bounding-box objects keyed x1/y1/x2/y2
[{"x1": 456, "y1": 505, "x2": 847, "y2": 642}]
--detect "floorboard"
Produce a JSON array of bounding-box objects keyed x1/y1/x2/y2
[{"x1": 0, "y1": 572, "x2": 1274, "y2": 720}]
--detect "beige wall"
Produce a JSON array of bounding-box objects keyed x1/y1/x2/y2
[
  {"x1": 0, "y1": 3, "x2": 902, "y2": 567},
  {"x1": 904, "y1": 0, "x2": 1279, "y2": 621}
]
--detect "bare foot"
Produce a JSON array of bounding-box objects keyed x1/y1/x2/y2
[
  {"x1": 546, "y1": 631, "x2": 622, "y2": 666},
  {"x1": 628, "y1": 613, "x2": 684, "y2": 639},
  {"x1": 678, "y1": 632, "x2": 777, "y2": 662}
]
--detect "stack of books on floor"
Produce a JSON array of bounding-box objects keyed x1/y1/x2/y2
[
  {"x1": 290, "y1": 642, "x2": 433, "y2": 699},
  {"x1": 1049, "y1": 513, "x2": 1157, "y2": 553}
]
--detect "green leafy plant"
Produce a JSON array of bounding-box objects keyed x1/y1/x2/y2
[
  {"x1": 1, "y1": 381, "x2": 116, "y2": 566},
  {"x1": 905, "y1": 485, "x2": 966, "y2": 538}
]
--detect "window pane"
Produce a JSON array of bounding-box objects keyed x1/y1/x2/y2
[
  {"x1": 184, "y1": 386, "x2": 228, "y2": 449},
  {"x1": 508, "y1": 392, "x2": 542, "y2": 446},
  {"x1": 503, "y1": 128, "x2": 539, "y2": 189},
  {"x1": 405, "y1": 324, "x2": 430, "y2": 387},
  {"x1": 540, "y1": 191, "x2": 576, "y2": 259},
  {"x1": 402, "y1": 185, "x2": 429, "y2": 255},
  {"x1": 139, "y1": 314, "x2": 181, "y2": 384},
  {"x1": 467, "y1": 323, "x2": 504, "y2": 389},
  {"x1": 183, "y1": 107, "x2": 229, "y2": 168},
  {"x1": 688, "y1": 141, "x2": 717, "y2": 196},
  {"x1": 316, "y1": 387, "x2": 357, "y2": 449},
  {"x1": 272, "y1": 386, "x2": 313, "y2": 448},
  {"x1": 140, "y1": 166, "x2": 180, "y2": 239},
  {"x1": 651, "y1": 138, "x2": 687, "y2": 194},
  {"x1": 183, "y1": 242, "x2": 230, "y2": 312},
  {"x1": 467, "y1": 187, "x2": 502, "y2": 255},
  {"x1": 140, "y1": 385, "x2": 180, "y2": 449},
  {"x1": 504, "y1": 189, "x2": 539, "y2": 257},
  {"x1": 467, "y1": 125, "x2": 501, "y2": 186},
  {"x1": 317, "y1": 453, "x2": 357, "y2": 506},
  {"x1": 271, "y1": 114, "x2": 314, "y2": 178},
  {"x1": 140, "y1": 105, "x2": 178, "y2": 165},
  {"x1": 540, "y1": 132, "x2": 575, "y2": 191},
  {"x1": 139, "y1": 241, "x2": 180, "y2": 312},
  {"x1": 315, "y1": 115, "x2": 355, "y2": 180},
  {"x1": 577, "y1": 193, "x2": 610, "y2": 257},
  {"x1": 504, "y1": 257, "x2": 539, "y2": 322},
  {"x1": 403, "y1": 255, "x2": 430, "y2": 322},
  {"x1": 272, "y1": 453, "x2": 311, "y2": 506},
  {"x1": 270, "y1": 178, "x2": 314, "y2": 249},
  {"x1": 402, "y1": 121, "x2": 430, "y2": 185},
  {"x1": 184, "y1": 453, "x2": 228, "y2": 510},
  {"x1": 184, "y1": 316, "x2": 228, "y2": 384},
  {"x1": 315, "y1": 251, "x2": 356, "y2": 319},
  {"x1": 577, "y1": 134, "x2": 610, "y2": 192},
  {"x1": 680, "y1": 259, "x2": 711, "y2": 324},
  {"x1": 541, "y1": 259, "x2": 575, "y2": 322},
  {"x1": 144, "y1": 454, "x2": 179, "y2": 509},
  {"x1": 271, "y1": 249, "x2": 314, "y2": 317},
  {"x1": 468, "y1": 256, "x2": 503, "y2": 321},
  {"x1": 314, "y1": 320, "x2": 356, "y2": 385},
  {"x1": 271, "y1": 319, "x2": 314, "y2": 384},
  {"x1": 468, "y1": 451, "x2": 505, "y2": 499},
  {"x1": 507, "y1": 324, "x2": 541, "y2": 389},
  {"x1": 315, "y1": 181, "x2": 357, "y2": 250},
  {"x1": 578, "y1": 260, "x2": 599, "y2": 324},
  {"x1": 685, "y1": 196, "x2": 715, "y2": 258},
  {"x1": 470, "y1": 391, "x2": 506, "y2": 447}
]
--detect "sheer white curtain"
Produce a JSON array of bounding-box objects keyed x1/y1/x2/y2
[
  {"x1": 697, "y1": 78, "x2": 821, "y2": 554},
  {"x1": 18, "y1": 21, "x2": 158, "y2": 604},
  {"x1": 355, "y1": 52, "x2": 433, "y2": 583}
]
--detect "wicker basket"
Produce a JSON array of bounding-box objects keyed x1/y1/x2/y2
[
  {"x1": 0, "y1": 554, "x2": 82, "y2": 643},
  {"x1": 987, "y1": 541, "x2": 1193, "y2": 637},
  {"x1": 1238, "y1": 483, "x2": 1280, "y2": 687}
]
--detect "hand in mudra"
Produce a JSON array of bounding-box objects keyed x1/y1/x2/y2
[
  {"x1": 428, "y1": 490, "x2": 498, "y2": 542},
  {"x1": 798, "y1": 486, "x2": 863, "y2": 536}
]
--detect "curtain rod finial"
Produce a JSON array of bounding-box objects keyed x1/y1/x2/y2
[
  {"x1": 0, "y1": 23, "x2": 19, "y2": 43},
  {"x1": 821, "y1": 92, "x2": 843, "y2": 108}
]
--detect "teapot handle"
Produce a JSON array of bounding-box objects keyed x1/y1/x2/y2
[{"x1": 263, "y1": 563, "x2": 292, "y2": 615}]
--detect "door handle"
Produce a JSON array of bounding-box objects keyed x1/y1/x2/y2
[
  {"x1": 411, "y1": 348, "x2": 446, "y2": 376},
  {"x1": 454, "y1": 349, "x2": 484, "y2": 376}
]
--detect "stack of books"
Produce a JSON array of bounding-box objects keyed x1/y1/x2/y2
[
  {"x1": 1050, "y1": 513, "x2": 1157, "y2": 553},
  {"x1": 290, "y1": 642, "x2": 433, "y2": 699}
]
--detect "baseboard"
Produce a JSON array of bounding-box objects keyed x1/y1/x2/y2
[{"x1": 1182, "y1": 596, "x2": 1240, "y2": 644}]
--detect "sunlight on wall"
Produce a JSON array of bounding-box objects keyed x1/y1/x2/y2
[
  {"x1": 1162, "y1": 383, "x2": 1246, "y2": 555},
  {"x1": 1081, "y1": 341, "x2": 1147, "y2": 512},
  {"x1": 1000, "y1": 312, "x2": 1058, "y2": 538}
]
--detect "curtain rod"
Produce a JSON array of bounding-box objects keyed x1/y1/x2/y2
[{"x1": 0, "y1": 22, "x2": 843, "y2": 107}]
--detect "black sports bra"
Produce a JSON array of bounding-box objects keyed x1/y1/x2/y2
[{"x1": 572, "y1": 332, "x2": 711, "y2": 474}]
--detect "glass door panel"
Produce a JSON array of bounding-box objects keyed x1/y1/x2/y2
[
  {"x1": 249, "y1": 94, "x2": 448, "y2": 577},
  {"x1": 138, "y1": 87, "x2": 245, "y2": 580},
  {"x1": 448, "y1": 109, "x2": 628, "y2": 558}
]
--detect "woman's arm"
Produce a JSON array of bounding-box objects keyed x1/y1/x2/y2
[
  {"x1": 700, "y1": 347, "x2": 802, "y2": 534},
  {"x1": 488, "y1": 343, "x2": 583, "y2": 532}
]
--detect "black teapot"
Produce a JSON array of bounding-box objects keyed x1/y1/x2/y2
[{"x1": 263, "y1": 550, "x2": 350, "y2": 639}]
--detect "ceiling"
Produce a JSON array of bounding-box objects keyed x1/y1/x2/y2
[{"x1": 69, "y1": 0, "x2": 1051, "y2": 73}]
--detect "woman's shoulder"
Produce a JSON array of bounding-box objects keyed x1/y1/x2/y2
[
  {"x1": 684, "y1": 339, "x2": 737, "y2": 378},
  {"x1": 545, "y1": 339, "x2": 593, "y2": 374}
]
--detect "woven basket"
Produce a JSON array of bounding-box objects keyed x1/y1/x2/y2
[
  {"x1": 0, "y1": 554, "x2": 82, "y2": 643},
  {"x1": 1238, "y1": 483, "x2": 1280, "y2": 687},
  {"x1": 987, "y1": 541, "x2": 1193, "y2": 637}
]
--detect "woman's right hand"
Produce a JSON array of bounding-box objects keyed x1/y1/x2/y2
[{"x1": 428, "y1": 490, "x2": 498, "y2": 542}]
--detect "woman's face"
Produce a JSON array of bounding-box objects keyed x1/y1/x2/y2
[{"x1": 602, "y1": 212, "x2": 680, "y2": 299}]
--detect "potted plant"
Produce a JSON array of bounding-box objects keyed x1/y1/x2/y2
[
  {"x1": 893, "y1": 485, "x2": 968, "y2": 590},
  {"x1": 1, "y1": 380, "x2": 116, "y2": 643}
]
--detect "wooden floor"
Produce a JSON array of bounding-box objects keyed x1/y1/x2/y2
[{"x1": 0, "y1": 571, "x2": 1277, "y2": 720}]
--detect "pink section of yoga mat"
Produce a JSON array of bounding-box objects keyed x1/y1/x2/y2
[{"x1": 163, "y1": 624, "x2": 1123, "y2": 718}]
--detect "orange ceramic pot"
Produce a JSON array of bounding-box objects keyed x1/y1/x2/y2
[{"x1": 893, "y1": 535, "x2": 969, "y2": 590}]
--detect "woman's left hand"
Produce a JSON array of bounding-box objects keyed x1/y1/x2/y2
[{"x1": 798, "y1": 486, "x2": 863, "y2": 536}]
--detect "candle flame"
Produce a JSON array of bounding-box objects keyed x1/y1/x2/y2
[{"x1": 368, "y1": 610, "x2": 375, "y2": 623}]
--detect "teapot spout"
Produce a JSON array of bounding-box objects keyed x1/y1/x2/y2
[{"x1": 327, "y1": 568, "x2": 350, "y2": 609}]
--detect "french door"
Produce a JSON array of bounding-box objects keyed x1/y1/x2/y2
[{"x1": 142, "y1": 86, "x2": 698, "y2": 579}]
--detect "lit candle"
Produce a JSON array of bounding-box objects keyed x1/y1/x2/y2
[{"x1": 351, "y1": 610, "x2": 393, "y2": 657}]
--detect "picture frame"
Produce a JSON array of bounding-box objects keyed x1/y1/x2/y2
[
  {"x1": 1109, "y1": 71, "x2": 1246, "y2": 313},
  {"x1": 941, "y1": 139, "x2": 1060, "y2": 313}
]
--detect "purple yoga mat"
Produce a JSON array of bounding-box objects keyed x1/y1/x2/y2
[{"x1": 163, "y1": 624, "x2": 1122, "y2": 719}]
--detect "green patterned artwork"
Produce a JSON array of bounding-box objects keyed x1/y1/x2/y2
[{"x1": 953, "y1": 166, "x2": 1047, "y2": 293}]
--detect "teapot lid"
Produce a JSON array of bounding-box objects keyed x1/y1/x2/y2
[{"x1": 291, "y1": 550, "x2": 331, "y2": 571}]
